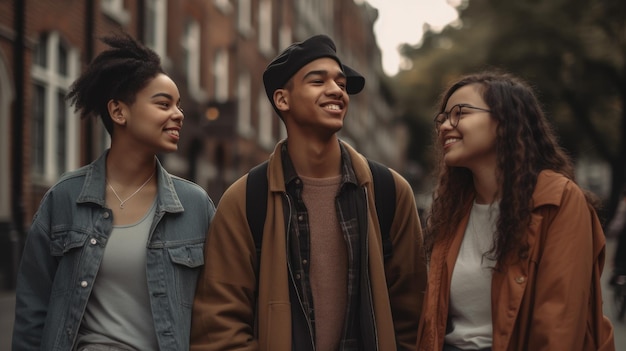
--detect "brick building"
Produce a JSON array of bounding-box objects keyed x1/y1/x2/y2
[{"x1": 0, "y1": 0, "x2": 405, "y2": 290}]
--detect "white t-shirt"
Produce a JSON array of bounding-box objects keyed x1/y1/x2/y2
[{"x1": 445, "y1": 201, "x2": 499, "y2": 349}]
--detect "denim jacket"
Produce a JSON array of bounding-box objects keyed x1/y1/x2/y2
[{"x1": 12, "y1": 151, "x2": 215, "y2": 351}]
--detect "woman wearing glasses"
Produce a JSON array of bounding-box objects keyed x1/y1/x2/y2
[{"x1": 416, "y1": 71, "x2": 614, "y2": 351}]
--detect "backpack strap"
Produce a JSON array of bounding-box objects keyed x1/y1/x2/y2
[
  {"x1": 367, "y1": 159, "x2": 396, "y2": 261},
  {"x1": 246, "y1": 159, "x2": 396, "y2": 261},
  {"x1": 246, "y1": 161, "x2": 269, "y2": 260}
]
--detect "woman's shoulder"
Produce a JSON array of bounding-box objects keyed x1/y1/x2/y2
[
  {"x1": 169, "y1": 174, "x2": 205, "y2": 191},
  {"x1": 533, "y1": 170, "x2": 586, "y2": 208},
  {"x1": 43, "y1": 164, "x2": 92, "y2": 196},
  {"x1": 168, "y1": 175, "x2": 212, "y2": 201}
]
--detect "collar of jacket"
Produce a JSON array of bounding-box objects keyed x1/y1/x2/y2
[
  {"x1": 531, "y1": 170, "x2": 571, "y2": 208},
  {"x1": 74, "y1": 149, "x2": 184, "y2": 213},
  {"x1": 279, "y1": 140, "x2": 359, "y2": 190},
  {"x1": 267, "y1": 139, "x2": 374, "y2": 194}
]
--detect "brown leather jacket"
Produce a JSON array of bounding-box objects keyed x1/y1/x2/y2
[{"x1": 417, "y1": 170, "x2": 615, "y2": 351}]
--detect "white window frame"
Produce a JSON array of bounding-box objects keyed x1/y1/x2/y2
[
  {"x1": 101, "y1": 0, "x2": 130, "y2": 24},
  {"x1": 101, "y1": 125, "x2": 112, "y2": 153},
  {"x1": 278, "y1": 25, "x2": 292, "y2": 51},
  {"x1": 237, "y1": 0, "x2": 253, "y2": 37},
  {"x1": 237, "y1": 72, "x2": 253, "y2": 137},
  {"x1": 214, "y1": 0, "x2": 233, "y2": 14},
  {"x1": 257, "y1": 91, "x2": 274, "y2": 149},
  {"x1": 144, "y1": 0, "x2": 168, "y2": 60},
  {"x1": 213, "y1": 49, "x2": 229, "y2": 103},
  {"x1": 30, "y1": 31, "x2": 79, "y2": 185},
  {"x1": 258, "y1": 0, "x2": 273, "y2": 56},
  {"x1": 296, "y1": 0, "x2": 332, "y2": 34},
  {"x1": 182, "y1": 20, "x2": 206, "y2": 101}
]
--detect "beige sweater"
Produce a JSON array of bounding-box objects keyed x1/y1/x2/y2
[{"x1": 301, "y1": 174, "x2": 346, "y2": 351}]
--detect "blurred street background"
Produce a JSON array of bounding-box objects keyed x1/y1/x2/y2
[
  {"x1": 602, "y1": 237, "x2": 626, "y2": 349},
  {"x1": 1, "y1": 0, "x2": 625, "y2": 349}
]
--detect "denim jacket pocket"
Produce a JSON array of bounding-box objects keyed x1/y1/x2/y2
[
  {"x1": 49, "y1": 230, "x2": 90, "y2": 297},
  {"x1": 168, "y1": 244, "x2": 205, "y2": 268},
  {"x1": 50, "y1": 230, "x2": 89, "y2": 256},
  {"x1": 168, "y1": 243, "x2": 205, "y2": 307}
]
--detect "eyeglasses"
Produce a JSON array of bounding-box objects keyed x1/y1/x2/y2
[{"x1": 433, "y1": 104, "x2": 492, "y2": 131}]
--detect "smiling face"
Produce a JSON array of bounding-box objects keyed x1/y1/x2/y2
[
  {"x1": 111, "y1": 73, "x2": 184, "y2": 153},
  {"x1": 437, "y1": 83, "x2": 498, "y2": 173},
  {"x1": 275, "y1": 57, "x2": 349, "y2": 139}
]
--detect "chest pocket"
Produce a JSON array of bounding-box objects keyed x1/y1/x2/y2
[
  {"x1": 50, "y1": 230, "x2": 89, "y2": 256},
  {"x1": 48, "y1": 230, "x2": 92, "y2": 295},
  {"x1": 168, "y1": 243, "x2": 205, "y2": 307},
  {"x1": 168, "y1": 244, "x2": 205, "y2": 268}
]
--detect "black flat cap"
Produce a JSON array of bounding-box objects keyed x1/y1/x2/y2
[{"x1": 263, "y1": 34, "x2": 365, "y2": 114}]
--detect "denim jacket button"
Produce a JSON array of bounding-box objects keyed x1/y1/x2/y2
[
  {"x1": 103, "y1": 212, "x2": 110, "y2": 219},
  {"x1": 80, "y1": 281, "x2": 89, "y2": 288},
  {"x1": 90, "y1": 238, "x2": 97, "y2": 245}
]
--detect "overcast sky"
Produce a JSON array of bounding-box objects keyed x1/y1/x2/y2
[{"x1": 362, "y1": 0, "x2": 459, "y2": 76}]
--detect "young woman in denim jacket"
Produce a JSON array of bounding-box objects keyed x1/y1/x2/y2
[
  {"x1": 416, "y1": 71, "x2": 614, "y2": 351},
  {"x1": 11, "y1": 33, "x2": 215, "y2": 351}
]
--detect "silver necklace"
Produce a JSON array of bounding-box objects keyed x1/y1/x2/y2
[{"x1": 107, "y1": 171, "x2": 155, "y2": 209}]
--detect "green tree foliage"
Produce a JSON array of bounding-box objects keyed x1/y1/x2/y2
[{"x1": 394, "y1": 0, "x2": 626, "y2": 215}]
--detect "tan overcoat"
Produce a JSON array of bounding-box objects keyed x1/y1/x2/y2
[{"x1": 192, "y1": 140, "x2": 427, "y2": 351}]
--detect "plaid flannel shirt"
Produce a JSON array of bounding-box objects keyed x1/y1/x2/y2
[{"x1": 281, "y1": 143, "x2": 362, "y2": 350}]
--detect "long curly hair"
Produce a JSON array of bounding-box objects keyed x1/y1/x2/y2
[
  {"x1": 66, "y1": 32, "x2": 164, "y2": 135},
  {"x1": 425, "y1": 71, "x2": 578, "y2": 263}
]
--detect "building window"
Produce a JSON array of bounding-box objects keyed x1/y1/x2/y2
[
  {"x1": 183, "y1": 20, "x2": 205, "y2": 101},
  {"x1": 296, "y1": 0, "x2": 332, "y2": 34},
  {"x1": 278, "y1": 26, "x2": 292, "y2": 51},
  {"x1": 214, "y1": 0, "x2": 232, "y2": 13},
  {"x1": 101, "y1": 0, "x2": 130, "y2": 24},
  {"x1": 237, "y1": 0, "x2": 253, "y2": 37},
  {"x1": 30, "y1": 32, "x2": 79, "y2": 184},
  {"x1": 257, "y1": 91, "x2": 274, "y2": 149},
  {"x1": 144, "y1": 0, "x2": 167, "y2": 59},
  {"x1": 213, "y1": 49, "x2": 229, "y2": 102},
  {"x1": 237, "y1": 72, "x2": 252, "y2": 137},
  {"x1": 258, "y1": 0, "x2": 273, "y2": 56},
  {"x1": 100, "y1": 124, "x2": 112, "y2": 154}
]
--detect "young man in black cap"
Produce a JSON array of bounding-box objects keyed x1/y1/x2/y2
[{"x1": 191, "y1": 34, "x2": 426, "y2": 351}]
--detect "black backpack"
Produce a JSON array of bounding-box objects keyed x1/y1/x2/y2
[{"x1": 245, "y1": 159, "x2": 396, "y2": 263}]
